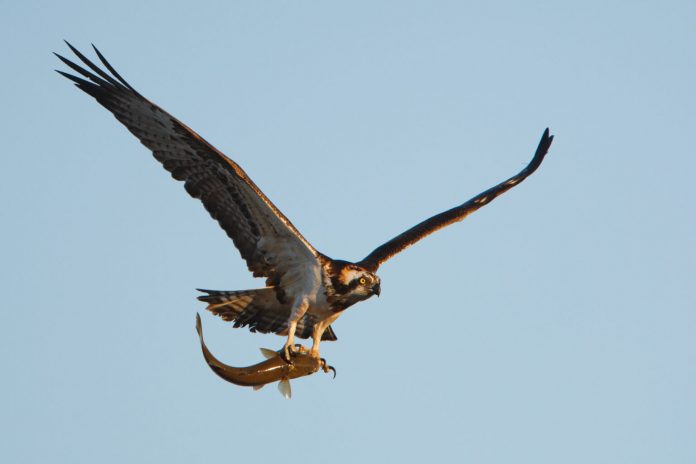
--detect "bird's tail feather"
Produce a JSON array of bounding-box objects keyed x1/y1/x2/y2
[{"x1": 196, "y1": 288, "x2": 337, "y2": 341}]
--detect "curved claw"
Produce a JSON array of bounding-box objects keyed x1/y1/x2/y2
[
  {"x1": 320, "y1": 358, "x2": 337, "y2": 379},
  {"x1": 294, "y1": 343, "x2": 308, "y2": 353},
  {"x1": 281, "y1": 344, "x2": 309, "y2": 364},
  {"x1": 281, "y1": 345, "x2": 294, "y2": 364}
]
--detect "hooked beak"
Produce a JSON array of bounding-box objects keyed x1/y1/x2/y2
[{"x1": 372, "y1": 283, "x2": 381, "y2": 297}]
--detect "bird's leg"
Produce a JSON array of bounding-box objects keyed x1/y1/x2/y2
[
  {"x1": 309, "y1": 312, "x2": 340, "y2": 359},
  {"x1": 311, "y1": 325, "x2": 335, "y2": 376},
  {"x1": 309, "y1": 323, "x2": 324, "y2": 359},
  {"x1": 282, "y1": 299, "x2": 309, "y2": 362},
  {"x1": 282, "y1": 320, "x2": 298, "y2": 362}
]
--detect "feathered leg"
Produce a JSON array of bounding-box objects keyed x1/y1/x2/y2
[
  {"x1": 309, "y1": 312, "x2": 341, "y2": 358},
  {"x1": 283, "y1": 299, "x2": 309, "y2": 361},
  {"x1": 310, "y1": 324, "x2": 323, "y2": 358}
]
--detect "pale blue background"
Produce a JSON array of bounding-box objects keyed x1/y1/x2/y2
[{"x1": 2, "y1": 1, "x2": 694, "y2": 463}]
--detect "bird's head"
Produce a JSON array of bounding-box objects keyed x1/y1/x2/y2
[{"x1": 329, "y1": 261, "x2": 381, "y2": 305}]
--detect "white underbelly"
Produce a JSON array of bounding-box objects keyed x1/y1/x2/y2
[{"x1": 281, "y1": 260, "x2": 333, "y2": 319}]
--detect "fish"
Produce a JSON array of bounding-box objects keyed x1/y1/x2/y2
[{"x1": 195, "y1": 313, "x2": 335, "y2": 398}]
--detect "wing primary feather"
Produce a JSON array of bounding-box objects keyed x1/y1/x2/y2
[
  {"x1": 54, "y1": 69, "x2": 96, "y2": 87},
  {"x1": 53, "y1": 53, "x2": 112, "y2": 88},
  {"x1": 91, "y1": 43, "x2": 142, "y2": 96},
  {"x1": 358, "y1": 128, "x2": 554, "y2": 271},
  {"x1": 62, "y1": 41, "x2": 123, "y2": 88}
]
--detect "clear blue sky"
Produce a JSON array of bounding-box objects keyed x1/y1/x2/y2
[{"x1": 2, "y1": 1, "x2": 694, "y2": 463}]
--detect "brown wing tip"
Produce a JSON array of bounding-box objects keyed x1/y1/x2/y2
[
  {"x1": 195, "y1": 312, "x2": 203, "y2": 338},
  {"x1": 542, "y1": 127, "x2": 554, "y2": 150},
  {"x1": 530, "y1": 128, "x2": 554, "y2": 167}
]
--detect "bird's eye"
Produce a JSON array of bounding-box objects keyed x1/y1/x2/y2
[{"x1": 359, "y1": 277, "x2": 367, "y2": 285}]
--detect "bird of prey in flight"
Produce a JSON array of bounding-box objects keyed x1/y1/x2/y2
[{"x1": 56, "y1": 42, "x2": 553, "y2": 361}]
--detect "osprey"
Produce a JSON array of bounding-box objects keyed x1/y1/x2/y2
[{"x1": 56, "y1": 43, "x2": 553, "y2": 360}]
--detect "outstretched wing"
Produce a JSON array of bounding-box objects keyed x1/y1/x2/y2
[
  {"x1": 358, "y1": 129, "x2": 554, "y2": 271},
  {"x1": 55, "y1": 42, "x2": 319, "y2": 281}
]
